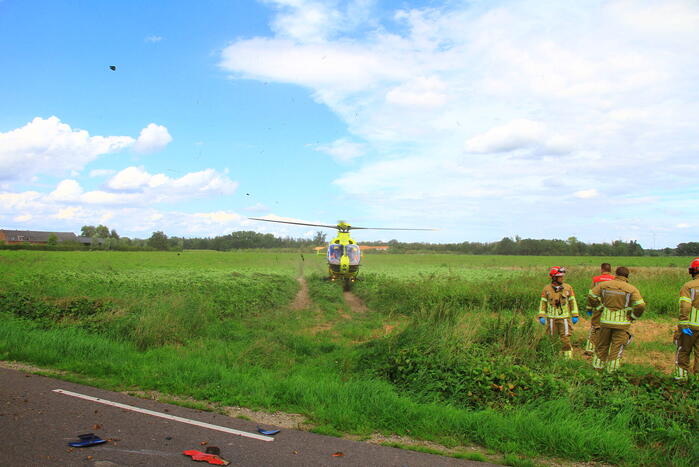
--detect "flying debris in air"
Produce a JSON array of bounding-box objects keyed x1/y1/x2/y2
[{"x1": 109, "y1": 66, "x2": 116, "y2": 71}]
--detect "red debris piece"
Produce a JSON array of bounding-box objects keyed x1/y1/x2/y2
[
  {"x1": 332, "y1": 451, "x2": 345, "y2": 457},
  {"x1": 182, "y1": 450, "x2": 230, "y2": 466}
]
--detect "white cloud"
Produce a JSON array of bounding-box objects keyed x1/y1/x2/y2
[
  {"x1": 0, "y1": 189, "x2": 250, "y2": 238},
  {"x1": 265, "y1": 0, "x2": 340, "y2": 42},
  {"x1": 1, "y1": 198, "x2": 252, "y2": 237},
  {"x1": 81, "y1": 190, "x2": 141, "y2": 206},
  {"x1": 0, "y1": 117, "x2": 173, "y2": 181},
  {"x1": 89, "y1": 169, "x2": 117, "y2": 178},
  {"x1": 145, "y1": 35, "x2": 163, "y2": 43},
  {"x1": 133, "y1": 124, "x2": 172, "y2": 154},
  {"x1": 385, "y1": 76, "x2": 447, "y2": 109},
  {"x1": 194, "y1": 211, "x2": 242, "y2": 224},
  {"x1": 464, "y1": 119, "x2": 572, "y2": 155},
  {"x1": 218, "y1": 0, "x2": 699, "y2": 245},
  {"x1": 0, "y1": 167, "x2": 240, "y2": 218},
  {"x1": 106, "y1": 166, "x2": 154, "y2": 191},
  {"x1": 49, "y1": 179, "x2": 84, "y2": 202},
  {"x1": 52, "y1": 206, "x2": 87, "y2": 220},
  {"x1": 0, "y1": 191, "x2": 43, "y2": 211},
  {"x1": 574, "y1": 189, "x2": 599, "y2": 199},
  {"x1": 607, "y1": 0, "x2": 699, "y2": 38},
  {"x1": 0, "y1": 117, "x2": 133, "y2": 181},
  {"x1": 264, "y1": 0, "x2": 376, "y2": 42},
  {"x1": 312, "y1": 138, "x2": 366, "y2": 162},
  {"x1": 244, "y1": 202, "x2": 270, "y2": 212},
  {"x1": 99, "y1": 167, "x2": 237, "y2": 203},
  {"x1": 220, "y1": 38, "x2": 410, "y2": 92}
]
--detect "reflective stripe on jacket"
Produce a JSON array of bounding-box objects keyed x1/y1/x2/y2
[
  {"x1": 586, "y1": 274, "x2": 615, "y2": 315},
  {"x1": 679, "y1": 279, "x2": 699, "y2": 330},
  {"x1": 539, "y1": 283, "x2": 578, "y2": 319},
  {"x1": 587, "y1": 276, "x2": 645, "y2": 328}
]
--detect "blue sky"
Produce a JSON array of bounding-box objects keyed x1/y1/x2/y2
[{"x1": 1, "y1": 0, "x2": 697, "y2": 247}]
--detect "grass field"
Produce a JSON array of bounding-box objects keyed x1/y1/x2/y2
[{"x1": 1, "y1": 250, "x2": 698, "y2": 466}]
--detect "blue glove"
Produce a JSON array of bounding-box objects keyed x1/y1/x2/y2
[
  {"x1": 539, "y1": 317, "x2": 546, "y2": 325},
  {"x1": 572, "y1": 316, "x2": 579, "y2": 324},
  {"x1": 681, "y1": 328, "x2": 694, "y2": 336},
  {"x1": 586, "y1": 310, "x2": 592, "y2": 316}
]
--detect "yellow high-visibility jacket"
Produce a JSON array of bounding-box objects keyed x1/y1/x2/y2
[
  {"x1": 679, "y1": 277, "x2": 699, "y2": 331},
  {"x1": 539, "y1": 283, "x2": 578, "y2": 319},
  {"x1": 587, "y1": 276, "x2": 645, "y2": 329}
]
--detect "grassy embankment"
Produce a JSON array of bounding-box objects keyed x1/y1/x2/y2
[{"x1": 1, "y1": 250, "x2": 697, "y2": 466}]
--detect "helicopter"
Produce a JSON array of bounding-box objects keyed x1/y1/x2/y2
[{"x1": 249, "y1": 217, "x2": 434, "y2": 290}]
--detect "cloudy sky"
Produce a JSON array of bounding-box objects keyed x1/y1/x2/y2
[{"x1": 1, "y1": 0, "x2": 697, "y2": 247}]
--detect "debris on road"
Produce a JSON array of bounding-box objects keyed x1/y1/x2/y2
[
  {"x1": 68, "y1": 433, "x2": 107, "y2": 448},
  {"x1": 257, "y1": 426, "x2": 280, "y2": 436},
  {"x1": 182, "y1": 449, "x2": 230, "y2": 465}
]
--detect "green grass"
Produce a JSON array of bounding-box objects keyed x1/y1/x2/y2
[{"x1": 1, "y1": 250, "x2": 698, "y2": 466}]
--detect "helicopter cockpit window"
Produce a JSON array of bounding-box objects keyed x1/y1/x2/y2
[
  {"x1": 327, "y1": 244, "x2": 342, "y2": 265},
  {"x1": 346, "y1": 244, "x2": 360, "y2": 265}
]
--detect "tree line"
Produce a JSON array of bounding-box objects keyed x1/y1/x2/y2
[{"x1": 3, "y1": 224, "x2": 697, "y2": 256}]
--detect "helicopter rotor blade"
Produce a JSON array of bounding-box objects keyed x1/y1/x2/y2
[
  {"x1": 248, "y1": 217, "x2": 339, "y2": 229},
  {"x1": 249, "y1": 217, "x2": 438, "y2": 231},
  {"x1": 350, "y1": 227, "x2": 438, "y2": 231}
]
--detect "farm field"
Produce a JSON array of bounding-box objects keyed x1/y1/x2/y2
[{"x1": 1, "y1": 250, "x2": 698, "y2": 466}]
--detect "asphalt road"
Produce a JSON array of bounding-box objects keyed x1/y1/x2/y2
[{"x1": 0, "y1": 366, "x2": 498, "y2": 466}]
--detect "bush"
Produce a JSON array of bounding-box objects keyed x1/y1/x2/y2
[{"x1": 356, "y1": 304, "x2": 565, "y2": 409}]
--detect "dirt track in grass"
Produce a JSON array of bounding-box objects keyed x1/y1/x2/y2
[
  {"x1": 343, "y1": 291, "x2": 367, "y2": 313},
  {"x1": 291, "y1": 275, "x2": 312, "y2": 310}
]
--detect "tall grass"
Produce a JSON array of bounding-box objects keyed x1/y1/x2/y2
[
  {"x1": 1, "y1": 250, "x2": 698, "y2": 466},
  {"x1": 355, "y1": 264, "x2": 686, "y2": 317},
  {"x1": 0, "y1": 313, "x2": 653, "y2": 465}
]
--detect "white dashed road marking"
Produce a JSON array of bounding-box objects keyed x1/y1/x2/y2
[{"x1": 53, "y1": 389, "x2": 274, "y2": 442}]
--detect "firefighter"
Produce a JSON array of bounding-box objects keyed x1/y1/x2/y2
[
  {"x1": 673, "y1": 258, "x2": 699, "y2": 380},
  {"x1": 583, "y1": 263, "x2": 615, "y2": 355},
  {"x1": 538, "y1": 267, "x2": 579, "y2": 358},
  {"x1": 587, "y1": 266, "x2": 645, "y2": 372}
]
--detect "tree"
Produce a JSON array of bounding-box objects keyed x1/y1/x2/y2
[
  {"x1": 81, "y1": 225, "x2": 96, "y2": 237},
  {"x1": 47, "y1": 233, "x2": 58, "y2": 248},
  {"x1": 109, "y1": 229, "x2": 120, "y2": 239},
  {"x1": 494, "y1": 237, "x2": 516, "y2": 255},
  {"x1": 312, "y1": 231, "x2": 327, "y2": 245},
  {"x1": 82, "y1": 224, "x2": 111, "y2": 238},
  {"x1": 677, "y1": 242, "x2": 699, "y2": 256},
  {"x1": 95, "y1": 225, "x2": 110, "y2": 238},
  {"x1": 148, "y1": 231, "x2": 169, "y2": 250}
]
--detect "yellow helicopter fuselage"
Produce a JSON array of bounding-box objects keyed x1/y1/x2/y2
[
  {"x1": 248, "y1": 217, "x2": 432, "y2": 290},
  {"x1": 326, "y1": 224, "x2": 361, "y2": 286}
]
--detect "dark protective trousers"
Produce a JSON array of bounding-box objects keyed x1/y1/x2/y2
[{"x1": 594, "y1": 327, "x2": 632, "y2": 371}]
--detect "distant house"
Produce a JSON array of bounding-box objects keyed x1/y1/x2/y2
[{"x1": 0, "y1": 229, "x2": 92, "y2": 245}]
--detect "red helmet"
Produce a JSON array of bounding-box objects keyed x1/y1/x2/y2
[
  {"x1": 549, "y1": 266, "x2": 566, "y2": 277},
  {"x1": 689, "y1": 258, "x2": 699, "y2": 273}
]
